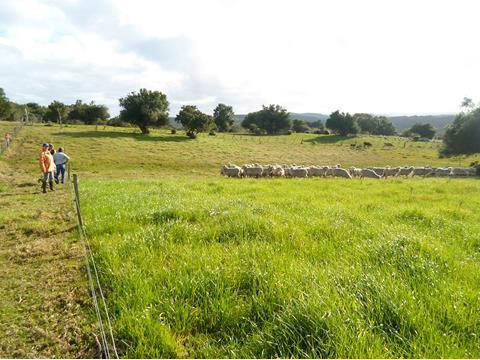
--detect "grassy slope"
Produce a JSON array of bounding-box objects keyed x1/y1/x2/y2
[
  {"x1": 2, "y1": 122, "x2": 479, "y2": 358},
  {"x1": 0, "y1": 123, "x2": 95, "y2": 357}
]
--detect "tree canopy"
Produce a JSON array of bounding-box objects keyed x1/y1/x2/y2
[
  {"x1": 241, "y1": 104, "x2": 291, "y2": 135},
  {"x1": 0, "y1": 88, "x2": 12, "y2": 120},
  {"x1": 44, "y1": 101, "x2": 70, "y2": 124},
  {"x1": 442, "y1": 105, "x2": 480, "y2": 155},
  {"x1": 326, "y1": 110, "x2": 359, "y2": 136},
  {"x1": 404, "y1": 122, "x2": 436, "y2": 139},
  {"x1": 353, "y1": 113, "x2": 396, "y2": 135},
  {"x1": 119, "y1": 89, "x2": 169, "y2": 134},
  {"x1": 213, "y1": 103, "x2": 235, "y2": 132},
  {"x1": 291, "y1": 119, "x2": 311, "y2": 133},
  {"x1": 175, "y1": 105, "x2": 214, "y2": 136},
  {"x1": 69, "y1": 100, "x2": 110, "y2": 125}
]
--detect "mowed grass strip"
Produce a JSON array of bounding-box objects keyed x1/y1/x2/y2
[{"x1": 80, "y1": 177, "x2": 480, "y2": 358}]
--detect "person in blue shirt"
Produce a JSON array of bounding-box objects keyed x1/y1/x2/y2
[{"x1": 53, "y1": 147, "x2": 70, "y2": 184}]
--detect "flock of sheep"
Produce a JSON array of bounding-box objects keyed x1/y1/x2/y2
[{"x1": 221, "y1": 164, "x2": 478, "y2": 179}]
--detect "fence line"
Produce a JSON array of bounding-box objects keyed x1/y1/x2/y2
[{"x1": 71, "y1": 173, "x2": 119, "y2": 359}]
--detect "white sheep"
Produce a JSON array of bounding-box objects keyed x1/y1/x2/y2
[{"x1": 360, "y1": 168, "x2": 381, "y2": 179}]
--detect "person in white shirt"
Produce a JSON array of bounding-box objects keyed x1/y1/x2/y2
[{"x1": 53, "y1": 147, "x2": 70, "y2": 184}]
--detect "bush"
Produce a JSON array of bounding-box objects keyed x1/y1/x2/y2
[
  {"x1": 208, "y1": 130, "x2": 216, "y2": 136},
  {"x1": 286, "y1": 130, "x2": 293, "y2": 135},
  {"x1": 323, "y1": 129, "x2": 330, "y2": 135},
  {"x1": 442, "y1": 107, "x2": 480, "y2": 155},
  {"x1": 171, "y1": 129, "x2": 177, "y2": 134},
  {"x1": 107, "y1": 118, "x2": 130, "y2": 127},
  {"x1": 186, "y1": 131, "x2": 197, "y2": 139}
]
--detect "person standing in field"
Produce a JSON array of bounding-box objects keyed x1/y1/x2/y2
[
  {"x1": 48, "y1": 144, "x2": 55, "y2": 155},
  {"x1": 53, "y1": 147, "x2": 70, "y2": 184},
  {"x1": 39, "y1": 143, "x2": 55, "y2": 193}
]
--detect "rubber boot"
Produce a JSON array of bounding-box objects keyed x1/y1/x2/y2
[
  {"x1": 42, "y1": 181, "x2": 47, "y2": 193},
  {"x1": 49, "y1": 181, "x2": 55, "y2": 191}
]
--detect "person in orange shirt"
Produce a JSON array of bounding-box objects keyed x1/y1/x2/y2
[{"x1": 39, "y1": 143, "x2": 56, "y2": 193}]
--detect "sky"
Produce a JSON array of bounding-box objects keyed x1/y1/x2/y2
[{"x1": 0, "y1": 0, "x2": 479, "y2": 116}]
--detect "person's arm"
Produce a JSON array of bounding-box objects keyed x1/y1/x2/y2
[
  {"x1": 64, "y1": 153, "x2": 71, "y2": 162},
  {"x1": 39, "y1": 153, "x2": 46, "y2": 172}
]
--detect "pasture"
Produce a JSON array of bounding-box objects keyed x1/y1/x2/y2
[{"x1": 1, "y1": 121, "x2": 479, "y2": 358}]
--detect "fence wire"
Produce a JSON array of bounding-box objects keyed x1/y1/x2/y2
[{"x1": 69, "y1": 171, "x2": 119, "y2": 359}]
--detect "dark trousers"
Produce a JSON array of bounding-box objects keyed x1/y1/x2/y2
[{"x1": 55, "y1": 164, "x2": 66, "y2": 183}]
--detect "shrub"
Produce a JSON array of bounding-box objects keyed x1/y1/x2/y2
[
  {"x1": 208, "y1": 130, "x2": 216, "y2": 136},
  {"x1": 186, "y1": 131, "x2": 197, "y2": 139},
  {"x1": 171, "y1": 129, "x2": 177, "y2": 134}
]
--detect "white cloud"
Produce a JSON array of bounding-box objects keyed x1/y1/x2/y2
[{"x1": 0, "y1": 0, "x2": 479, "y2": 116}]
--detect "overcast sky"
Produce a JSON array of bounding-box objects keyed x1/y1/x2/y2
[{"x1": 0, "y1": 0, "x2": 479, "y2": 116}]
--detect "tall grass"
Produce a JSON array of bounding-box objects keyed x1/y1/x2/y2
[{"x1": 81, "y1": 178, "x2": 480, "y2": 358}]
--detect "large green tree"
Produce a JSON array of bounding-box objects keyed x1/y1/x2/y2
[
  {"x1": 213, "y1": 103, "x2": 235, "y2": 132},
  {"x1": 241, "y1": 104, "x2": 291, "y2": 135},
  {"x1": 119, "y1": 89, "x2": 169, "y2": 134},
  {"x1": 0, "y1": 88, "x2": 12, "y2": 120},
  {"x1": 43, "y1": 101, "x2": 70, "y2": 124},
  {"x1": 175, "y1": 105, "x2": 214, "y2": 136},
  {"x1": 26, "y1": 103, "x2": 46, "y2": 122},
  {"x1": 442, "y1": 106, "x2": 480, "y2": 155},
  {"x1": 404, "y1": 122, "x2": 436, "y2": 139},
  {"x1": 69, "y1": 100, "x2": 110, "y2": 125},
  {"x1": 326, "y1": 110, "x2": 359, "y2": 136},
  {"x1": 353, "y1": 113, "x2": 396, "y2": 135},
  {"x1": 291, "y1": 119, "x2": 311, "y2": 133}
]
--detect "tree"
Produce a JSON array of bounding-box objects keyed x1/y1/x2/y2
[
  {"x1": 69, "y1": 100, "x2": 110, "y2": 125},
  {"x1": 0, "y1": 88, "x2": 12, "y2": 120},
  {"x1": 442, "y1": 105, "x2": 480, "y2": 155},
  {"x1": 309, "y1": 120, "x2": 324, "y2": 130},
  {"x1": 241, "y1": 104, "x2": 291, "y2": 134},
  {"x1": 213, "y1": 103, "x2": 235, "y2": 132},
  {"x1": 26, "y1": 103, "x2": 46, "y2": 122},
  {"x1": 405, "y1": 122, "x2": 436, "y2": 139},
  {"x1": 461, "y1": 97, "x2": 475, "y2": 111},
  {"x1": 119, "y1": 89, "x2": 169, "y2": 134},
  {"x1": 353, "y1": 113, "x2": 396, "y2": 135},
  {"x1": 175, "y1": 105, "x2": 214, "y2": 136},
  {"x1": 326, "y1": 110, "x2": 359, "y2": 136},
  {"x1": 44, "y1": 101, "x2": 70, "y2": 124},
  {"x1": 291, "y1": 119, "x2": 311, "y2": 133}
]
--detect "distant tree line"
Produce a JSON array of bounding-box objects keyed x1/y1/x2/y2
[
  {"x1": 0, "y1": 87, "x2": 110, "y2": 125},
  {"x1": 2, "y1": 86, "x2": 478, "y2": 156}
]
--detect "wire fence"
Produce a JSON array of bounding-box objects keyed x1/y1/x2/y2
[
  {"x1": 70, "y1": 172, "x2": 119, "y2": 359},
  {"x1": 0, "y1": 120, "x2": 24, "y2": 156}
]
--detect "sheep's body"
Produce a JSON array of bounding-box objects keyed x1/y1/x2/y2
[
  {"x1": 383, "y1": 167, "x2": 401, "y2": 178},
  {"x1": 332, "y1": 168, "x2": 352, "y2": 179},
  {"x1": 290, "y1": 168, "x2": 308, "y2": 178},
  {"x1": 451, "y1": 167, "x2": 475, "y2": 177},
  {"x1": 360, "y1": 168, "x2": 381, "y2": 179},
  {"x1": 348, "y1": 167, "x2": 362, "y2": 177},
  {"x1": 398, "y1": 167, "x2": 414, "y2": 177},
  {"x1": 412, "y1": 167, "x2": 432, "y2": 177},
  {"x1": 221, "y1": 165, "x2": 243, "y2": 178},
  {"x1": 242, "y1": 165, "x2": 264, "y2": 177}
]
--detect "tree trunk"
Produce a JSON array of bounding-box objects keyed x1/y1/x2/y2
[{"x1": 139, "y1": 125, "x2": 150, "y2": 134}]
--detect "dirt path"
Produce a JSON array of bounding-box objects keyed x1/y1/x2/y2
[{"x1": 0, "y1": 141, "x2": 95, "y2": 357}]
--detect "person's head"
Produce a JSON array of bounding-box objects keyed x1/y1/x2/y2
[
  {"x1": 58, "y1": 147, "x2": 63, "y2": 153},
  {"x1": 48, "y1": 144, "x2": 54, "y2": 150},
  {"x1": 42, "y1": 143, "x2": 49, "y2": 151}
]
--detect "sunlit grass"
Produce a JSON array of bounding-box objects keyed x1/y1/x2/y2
[{"x1": 81, "y1": 178, "x2": 480, "y2": 358}]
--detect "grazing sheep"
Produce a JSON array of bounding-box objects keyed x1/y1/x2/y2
[
  {"x1": 451, "y1": 167, "x2": 476, "y2": 177},
  {"x1": 398, "y1": 166, "x2": 414, "y2": 177},
  {"x1": 411, "y1": 167, "x2": 432, "y2": 177},
  {"x1": 290, "y1": 167, "x2": 308, "y2": 178},
  {"x1": 429, "y1": 167, "x2": 452, "y2": 177},
  {"x1": 383, "y1": 166, "x2": 401, "y2": 178},
  {"x1": 221, "y1": 165, "x2": 243, "y2": 178},
  {"x1": 360, "y1": 168, "x2": 381, "y2": 179},
  {"x1": 332, "y1": 167, "x2": 352, "y2": 179},
  {"x1": 270, "y1": 165, "x2": 285, "y2": 177},
  {"x1": 348, "y1": 167, "x2": 362, "y2": 177},
  {"x1": 307, "y1": 166, "x2": 325, "y2": 177},
  {"x1": 368, "y1": 167, "x2": 386, "y2": 177},
  {"x1": 242, "y1": 165, "x2": 264, "y2": 177}
]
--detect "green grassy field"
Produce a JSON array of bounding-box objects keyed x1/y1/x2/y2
[
  {"x1": 81, "y1": 178, "x2": 480, "y2": 358},
  {"x1": 2, "y1": 121, "x2": 479, "y2": 358}
]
